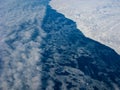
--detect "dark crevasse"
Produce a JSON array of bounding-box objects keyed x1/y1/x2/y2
[{"x1": 40, "y1": 5, "x2": 120, "y2": 90}]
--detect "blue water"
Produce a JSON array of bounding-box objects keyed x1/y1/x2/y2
[{"x1": 40, "y1": 5, "x2": 120, "y2": 89}]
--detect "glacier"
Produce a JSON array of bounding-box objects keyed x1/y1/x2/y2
[{"x1": 50, "y1": 0, "x2": 120, "y2": 54}]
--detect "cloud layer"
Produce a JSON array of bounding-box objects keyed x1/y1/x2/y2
[{"x1": 0, "y1": 0, "x2": 47, "y2": 90}]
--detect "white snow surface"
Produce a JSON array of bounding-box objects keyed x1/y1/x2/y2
[{"x1": 50, "y1": 0, "x2": 120, "y2": 54}]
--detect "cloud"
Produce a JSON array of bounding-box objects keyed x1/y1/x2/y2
[{"x1": 0, "y1": 0, "x2": 47, "y2": 90}]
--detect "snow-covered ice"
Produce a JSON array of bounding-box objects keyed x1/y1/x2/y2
[{"x1": 50, "y1": 0, "x2": 120, "y2": 54}]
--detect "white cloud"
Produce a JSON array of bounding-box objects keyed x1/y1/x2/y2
[{"x1": 0, "y1": 0, "x2": 47, "y2": 90}]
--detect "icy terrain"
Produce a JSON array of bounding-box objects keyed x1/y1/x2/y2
[
  {"x1": 50, "y1": 0, "x2": 120, "y2": 54},
  {"x1": 0, "y1": 0, "x2": 120, "y2": 90}
]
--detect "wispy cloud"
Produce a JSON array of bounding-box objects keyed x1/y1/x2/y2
[{"x1": 0, "y1": 0, "x2": 47, "y2": 90}]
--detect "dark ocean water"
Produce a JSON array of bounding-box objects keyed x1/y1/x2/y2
[{"x1": 40, "y1": 5, "x2": 120, "y2": 90}]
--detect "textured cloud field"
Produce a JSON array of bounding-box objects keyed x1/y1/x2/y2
[
  {"x1": 50, "y1": 0, "x2": 120, "y2": 54},
  {"x1": 0, "y1": 0, "x2": 47, "y2": 89}
]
